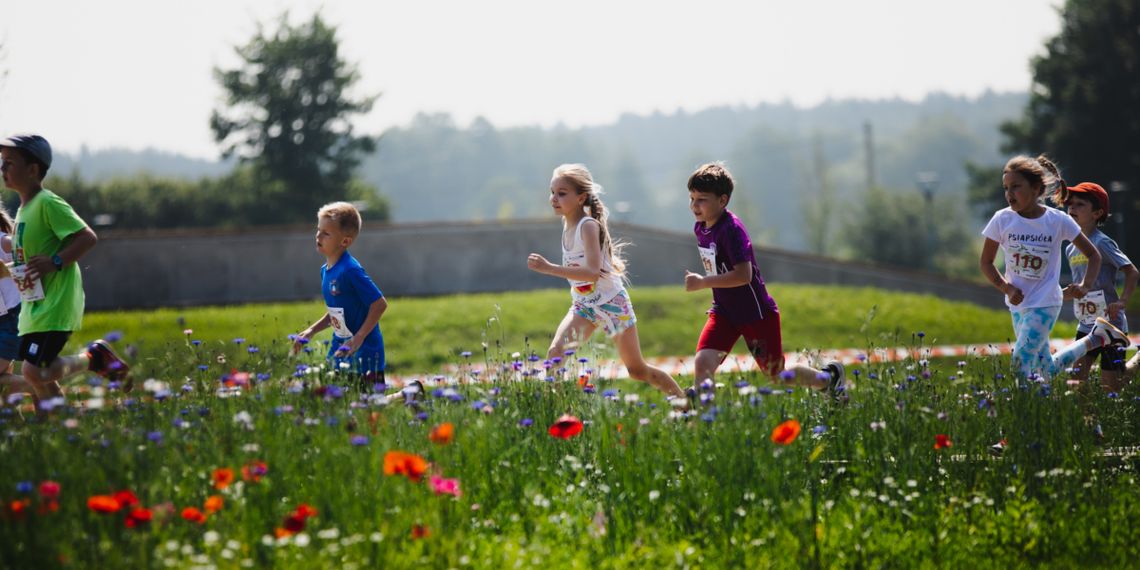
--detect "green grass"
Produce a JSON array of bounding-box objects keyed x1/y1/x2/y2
[
  {"x1": 74, "y1": 284, "x2": 1076, "y2": 377},
  {"x1": 4, "y1": 284, "x2": 1135, "y2": 568}
]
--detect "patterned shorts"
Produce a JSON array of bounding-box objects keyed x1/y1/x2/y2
[{"x1": 571, "y1": 289, "x2": 637, "y2": 337}]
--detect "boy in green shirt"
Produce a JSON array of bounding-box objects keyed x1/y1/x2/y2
[{"x1": 0, "y1": 134, "x2": 129, "y2": 401}]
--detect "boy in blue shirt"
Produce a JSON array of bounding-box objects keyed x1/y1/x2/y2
[{"x1": 292, "y1": 202, "x2": 392, "y2": 393}]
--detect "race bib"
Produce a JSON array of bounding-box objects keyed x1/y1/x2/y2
[
  {"x1": 698, "y1": 244, "x2": 718, "y2": 276},
  {"x1": 1073, "y1": 289, "x2": 1107, "y2": 328},
  {"x1": 326, "y1": 306, "x2": 353, "y2": 339},
  {"x1": 9, "y1": 264, "x2": 44, "y2": 303},
  {"x1": 1007, "y1": 242, "x2": 1049, "y2": 280}
]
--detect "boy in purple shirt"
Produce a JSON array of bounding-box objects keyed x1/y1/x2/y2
[{"x1": 683, "y1": 163, "x2": 847, "y2": 400}]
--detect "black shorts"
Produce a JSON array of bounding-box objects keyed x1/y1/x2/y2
[
  {"x1": 1075, "y1": 330, "x2": 1127, "y2": 373},
  {"x1": 18, "y1": 331, "x2": 73, "y2": 368}
]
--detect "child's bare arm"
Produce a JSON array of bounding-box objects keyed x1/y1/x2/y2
[
  {"x1": 527, "y1": 220, "x2": 605, "y2": 282},
  {"x1": 685, "y1": 263, "x2": 751, "y2": 292},
  {"x1": 25, "y1": 227, "x2": 98, "y2": 280},
  {"x1": 980, "y1": 238, "x2": 1023, "y2": 305},
  {"x1": 1108, "y1": 264, "x2": 1138, "y2": 318},
  {"x1": 293, "y1": 313, "x2": 332, "y2": 354},
  {"x1": 336, "y1": 297, "x2": 388, "y2": 357}
]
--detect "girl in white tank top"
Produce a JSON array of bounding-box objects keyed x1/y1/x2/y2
[{"x1": 526, "y1": 163, "x2": 687, "y2": 405}]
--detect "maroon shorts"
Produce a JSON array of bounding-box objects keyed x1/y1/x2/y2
[{"x1": 696, "y1": 311, "x2": 785, "y2": 375}]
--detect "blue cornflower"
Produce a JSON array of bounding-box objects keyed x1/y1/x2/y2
[
  {"x1": 233, "y1": 338, "x2": 245, "y2": 345},
  {"x1": 248, "y1": 346, "x2": 260, "y2": 354},
  {"x1": 519, "y1": 418, "x2": 534, "y2": 427},
  {"x1": 812, "y1": 425, "x2": 828, "y2": 434},
  {"x1": 460, "y1": 351, "x2": 472, "y2": 358},
  {"x1": 351, "y1": 435, "x2": 369, "y2": 446},
  {"x1": 146, "y1": 431, "x2": 164, "y2": 443},
  {"x1": 105, "y1": 331, "x2": 123, "y2": 343},
  {"x1": 16, "y1": 481, "x2": 33, "y2": 494}
]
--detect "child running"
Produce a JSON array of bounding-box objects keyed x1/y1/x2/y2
[
  {"x1": 682, "y1": 163, "x2": 846, "y2": 400},
  {"x1": 1056, "y1": 182, "x2": 1137, "y2": 391},
  {"x1": 292, "y1": 201, "x2": 406, "y2": 396},
  {"x1": 526, "y1": 163, "x2": 686, "y2": 403},
  {"x1": 1, "y1": 133, "x2": 130, "y2": 402},
  {"x1": 979, "y1": 155, "x2": 1129, "y2": 381}
]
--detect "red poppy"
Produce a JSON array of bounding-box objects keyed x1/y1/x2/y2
[
  {"x1": 548, "y1": 414, "x2": 584, "y2": 439},
  {"x1": 934, "y1": 434, "x2": 953, "y2": 450},
  {"x1": 411, "y1": 523, "x2": 431, "y2": 539},
  {"x1": 283, "y1": 512, "x2": 307, "y2": 533},
  {"x1": 113, "y1": 490, "x2": 140, "y2": 509},
  {"x1": 204, "y1": 495, "x2": 224, "y2": 513},
  {"x1": 771, "y1": 419, "x2": 801, "y2": 445},
  {"x1": 125, "y1": 507, "x2": 153, "y2": 528},
  {"x1": 429, "y1": 422, "x2": 455, "y2": 445},
  {"x1": 383, "y1": 451, "x2": 429, "y2": 482},
  {"x1": 242, "y1": 461, "x2": 268, "y2": 483},
  {"x1": 212, "y1": 467, "x2": 235, "y2": 490},
  {"x1": 38, "y1": 481, "x2": 61, "y2": 500},
  {"x1": 181, "y1": 507, "x2": 207, "y2": 524},
  {"x1": 294, "y1": 503, "x2": 318, "y2": 519},
  {"x1": 6, "y1": 498, "x2": 30, "y2": 519},
  {"x1": 87, "y1": 495, "x2": 122, "y2": 514}
]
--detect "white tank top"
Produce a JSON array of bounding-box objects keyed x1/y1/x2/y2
[
  {"x1": 0, "y1": 235, "x2": 19, "y2": 312},
  {"x1": 562, "y1": 217, "x2": 623, "y2": 307}
]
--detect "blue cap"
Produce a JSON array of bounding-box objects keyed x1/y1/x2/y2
[{"x1": 0, "y1": 134, "x2": 52, "y2": 168}]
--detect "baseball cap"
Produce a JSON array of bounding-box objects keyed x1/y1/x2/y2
[
  {"x1": 1067, "y1": 182, "x2": 1109, "y2": 216},
  {"x1": 0, "y1": 134, "x2": 53, "y2": 169}
]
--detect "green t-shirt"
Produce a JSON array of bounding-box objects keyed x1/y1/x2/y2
[{"x1": 13, "y1": 189, "x2": 89, "y2": 334}]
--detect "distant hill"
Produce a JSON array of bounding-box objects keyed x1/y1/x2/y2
[{"x1": 55, "y1": 91, "x2": 1026, "y2": 250}]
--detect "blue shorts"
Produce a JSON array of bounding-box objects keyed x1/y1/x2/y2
[{"x1": 0, "y1": 307, "x2": 20, "y2": 361}]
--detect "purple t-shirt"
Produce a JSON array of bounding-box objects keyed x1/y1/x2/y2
[{"x1": 694, "y1": 210, "x2": 778, "y2": 324}]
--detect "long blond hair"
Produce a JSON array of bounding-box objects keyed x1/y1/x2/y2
[{"x1": 552, "y1": 163, "x2": 627, "y2": 275}]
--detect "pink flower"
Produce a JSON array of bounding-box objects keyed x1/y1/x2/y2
[{"x1": 429, "y1": 475, "x2": 462, "y2": 497}]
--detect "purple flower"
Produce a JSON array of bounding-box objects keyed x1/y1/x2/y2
[
  {"x1": 460, "y1": 351, "x2": 472, "y2": 358},
  {"x1": 247, "y1": 346, "x2": 260, "y2": 354},
  {"x1": 233, "y1": 338, "x2": 245, "y2": 345},
  {"x1": 105, "y1": 331, "x2": 123, "y2": 343},
  {"x1": 917, "y1": 331, "x2": 925, "y2": 338},
  {"x1": 351, "y1": 435, "x2": 369, "y2": 446},
  {"x1": 16, "y1": 481, "x2": 33, "y2": 494},
  {"x1": 191, "y1": 339, "x2": 202, "y2": 346},
  {"x1": 519, "y1": 418, "x2": 534, "y2": 427},
  {"x1": 146, "y1": 431, "x2": 164, "y2": 443},
  {"x1": 812, "y1": 425, "x2": 828, "y2": 434},
  {"x1": 602, "y1": 389, "x2": 618, "y2": 399},
  {"x1": 779, "y1": 370, "x2": 795, "y2": 381}
]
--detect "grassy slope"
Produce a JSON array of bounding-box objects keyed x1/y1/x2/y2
[{"x1": 75, "y1": 284, "x2": 1078, "y2": 377}]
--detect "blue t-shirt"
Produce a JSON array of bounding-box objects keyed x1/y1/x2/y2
[
  {"x1": 322, "y1": 251, "x2": 385, "y2": 372},
  {"x1": 1066, "y1": 229, "x2": 1132, "y2": 333}
]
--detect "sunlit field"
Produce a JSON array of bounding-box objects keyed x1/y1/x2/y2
[{"x1": 2, "y1": 285, "x2": 1137, "y2": 568}]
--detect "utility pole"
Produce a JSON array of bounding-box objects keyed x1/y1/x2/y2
[{"x1": 863, "y1": 122, "x2": 876, "y2": 192}]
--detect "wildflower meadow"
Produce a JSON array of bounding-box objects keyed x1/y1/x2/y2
[{"x1": 2, "y1": 285, "x2": 1138, "y2": 568}]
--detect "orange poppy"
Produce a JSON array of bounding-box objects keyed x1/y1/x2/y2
[
  {"x1": 771, "y1": 419, "x2": 801, "y2": 445},
  {"x1": 181, "y1": 507, "x2": 207, "y2": 524},
  {"x1": 7, "y1": 498, "x2": 30, "y2": 519},
  {"x1": 429, "y1": 422, "x2": 455, "y2": 445},
  {"x1": 204, "y1": 495, "x2": 224, "y2": 513},
  {"x1": 934, "y1": 434, "x2": 953, "y2": 450},
  {"x1": 548, "y1": 414, "x2": 584, "y2": 439},
  {"x1": 212, "y1": 467, "x2": 235, "y2": 490},
  {"x1": 411, "y1": 523, "x2": 431, "y2": 539},
  {"x1": 87, "y1": 495, "x2": 122, "y2": 514},
  {"x1": 383, "y1": 451, "x2": 429, "y2": 482}
]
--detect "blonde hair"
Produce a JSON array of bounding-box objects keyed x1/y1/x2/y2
[
  {"x1": 552, "y1": 163, "x2": 627, "y2": 275},
  {"x1": 317, "y1": 201, "x2": 362, "y2": 238},
  {"x1": 1003, "y1": 154, "x2": 1064, "y2": 205}
]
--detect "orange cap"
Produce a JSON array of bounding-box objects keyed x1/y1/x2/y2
[{"x1": 1067, "y1": 182, "x2": 1109, "y2": 216}]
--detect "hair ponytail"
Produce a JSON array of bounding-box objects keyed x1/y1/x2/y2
[{"x1": 1037, "y1": 155, "x2": 1068, "y2": 206}]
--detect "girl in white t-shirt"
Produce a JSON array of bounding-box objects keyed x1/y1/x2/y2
[
  {"x1": 527, "y1": 164, "x2": 686, "y2": 403},
  {"x1": 980, "y1": 155, "x2": 1129, "y2": 381}
]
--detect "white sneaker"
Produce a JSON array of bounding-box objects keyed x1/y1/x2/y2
[{"x1": 1091, "y1": 317, "x2": 1129, "y2": 349}]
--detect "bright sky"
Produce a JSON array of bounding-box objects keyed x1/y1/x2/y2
[{"x1": 0, "y1": 0, "x2": 1063, "y2": 159}]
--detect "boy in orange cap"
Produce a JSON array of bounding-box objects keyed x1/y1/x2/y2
[{"x1": 1056, "y1": 182, "x2": 1138, "y2": 391}]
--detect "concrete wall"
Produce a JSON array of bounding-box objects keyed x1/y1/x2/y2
[{"x1": 80, "y1": 220, "x2": 1005, "y2": 310}]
